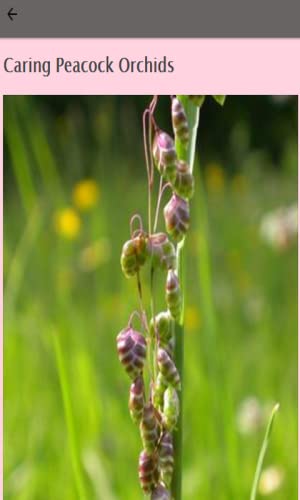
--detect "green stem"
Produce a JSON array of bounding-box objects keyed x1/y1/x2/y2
[{"x1": 172, "y1": 96, "x2": 200, "y2": 500}]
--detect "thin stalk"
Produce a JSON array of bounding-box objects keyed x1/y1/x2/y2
[
  {"x1": 172, "y1": 97, "x2": 200, "y2": 500},
  {"x1": 250, "y1": 403, "x2": 280, "y2": 500}
]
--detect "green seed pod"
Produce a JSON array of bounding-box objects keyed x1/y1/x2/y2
[
  {"x1": 157, "y1": 348, "x2": 181, "y2": 390},
  {"x1": 116, "y1": 327, "x2": 147, "y2": 380},
  {"x1": 151, "y1": 483, "x2": 171, "y2": 500},
  {"x1": 173, "y1": 160, "x2": 194, "y2": 200},
  {"x1": 172, "y1": 96, "x2": 189, "y2": 146},
  {"x1": 165, "y1": 270, "x2": 182, "y2": 322},
  {"x1": 120, "y1": 233, "x2": 148, "y2": 278},
  {"x1": 153, "y1": 131, "x2": 177, "y2": 183},
  {"x1": 140, "y1": 402, "x2": 160, "y2": 453},
  {"x1": 153, "y1": 372, "x2": 168, "y2": 410},
  {"x1": 129, "y1": 376, "x2": 144, "y2": 424},
  {"x1": 138, "y1": 450, "x2": 159, "y2": 494},
  {"x1": 147, "y1": 233, "x2": 176, "y2": 271},
  {"x1": 162, "y1": 386, "x2": 179, "y2": 431},
  {"x1": 150, "y1": 311, "x2": 172, "y2": 344},
  {"x1": 164, "y1": 194, "x2": 190, "y2": 242},
  {"x1": 158, "y1": 431, "x2": 174, "y2": 488},
  {"x1": 188, "y1": 95, "x2": 206, "y2": 107}
]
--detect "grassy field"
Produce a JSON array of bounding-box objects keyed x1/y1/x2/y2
[{"x1": 4, "y1": 96, "x2": 298, "y2": 500}]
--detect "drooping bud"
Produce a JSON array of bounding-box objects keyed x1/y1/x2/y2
[
  {"x1": 116, "y1": 327, "x2": 147, "y2": 380},
  {"x1": 151, "y1": 483, "x2": 171, "y2": 500},
  {"x1": 164, "y1": 194, "x2": 190, "y2": 242},
  {"x1": 157, "y1": 348, "x2": 181, "y2": 390},
  {"x1": 140, "y1": 402, "x2": 160, "y2": 452},
  {"x1": 173, "y1": 160, "x2": 194, "y2": 200},
  {"x1": 129, "y1": 376, "x2": 145, "y2": 424},
  {"x1": 165, "y1": 270, "x2": 182, "y2": 322},
  {"x1": 150, "y1": 311, "x2": 172, "y2": 344},
  {"x1": 153, "y1": 131, "x2": 177, "y2": 183},
  {"x1": 153, "y1": 372, "x2": 168, "y2": 410},
  {"x1": 138, "y1": 450, "x2": 159, "y2": 494},
  {"x1": 158, "y1": 431, "x2": 174, "y2": 487},
  {"x1": 162, "y1": 386, "x2": 179, "y2": 431},
  {"x1": 147, "y1": 233, "x2": 176, "y2": 271},
  {"x1": 171, "y1": 97, "x2": 189, "y2": 146},
  {"x1": 120, "y1": 233, "x2": 148, "y2": 278},
  {"x1": 188, "y1": 95, "x2": 206, "y2": 107}
]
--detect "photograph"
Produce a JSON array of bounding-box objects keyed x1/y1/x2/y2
[{"x1": 3, "y1": 95, "x2": 298, "y2": 500}]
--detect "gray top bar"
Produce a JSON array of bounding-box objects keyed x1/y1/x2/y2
[{"x1": 1, "y1": 0, "x2": 300, "y2": 37}]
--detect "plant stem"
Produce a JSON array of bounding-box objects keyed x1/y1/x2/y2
[{"x1": 172, "y1": 96, "x2": 200, "y2": 500}]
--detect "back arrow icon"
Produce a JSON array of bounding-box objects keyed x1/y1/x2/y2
[{"x1": 8, "y1": 7, "x2": 18, "y2": 20}]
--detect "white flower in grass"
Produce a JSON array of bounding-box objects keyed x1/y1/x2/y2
[
  {"x1": 258, "y1": 465, "x2": 285, "y2": 495},
  {"x1": 236, "y1": 397, "x2": 263, "y2": 435}
]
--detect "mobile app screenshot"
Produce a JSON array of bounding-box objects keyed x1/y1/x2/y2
[{"x1": 1, "y1": 3, "x2": 298, "y2": 499}]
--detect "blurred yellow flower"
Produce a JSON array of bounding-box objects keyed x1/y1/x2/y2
[
  {"x1": 205, "y1": 163, "x2": 225, "y2": 193},
  {"x1": 258, "y1": 465, "x2": 284, "y2": 495},
  {"x1": 185, "y1": 306, "x2": 201, "y2": 331},
  {"x1": 79, "y1": 238, "x2": 111, "y2": 271},
  {"x1": 73, "y1": 179, "x2": 100, "y2": 211},
  {"x1": 54, "y1": 208, "x2": 81, "y2": 239}
]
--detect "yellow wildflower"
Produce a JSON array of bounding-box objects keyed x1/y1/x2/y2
[
  {"x1": 205, "y1": 163, "x2": 225, "y2": 193},
  {"x1": 185, "y1": 306, "x2": 201, "y2": 331},
  {"x1": 54, "y1": 208, "x2": 81, "y2": 239},
  {"x1": 73, "y1": 179, "x2": 100, "y2": 211}
]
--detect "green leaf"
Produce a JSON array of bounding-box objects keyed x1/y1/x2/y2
[{"x1": 212, "y1": 95, "x2": 226, "y2": 106}]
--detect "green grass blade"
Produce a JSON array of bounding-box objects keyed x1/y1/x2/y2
[
  {"x1": 52, "y1": 331, "x2": 87, "y2": 500},
  {"x1": 250, "y1": 403, "x2": 280, "y2": 500}
]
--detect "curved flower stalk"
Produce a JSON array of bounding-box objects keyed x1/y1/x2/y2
[{"x1": 116, "y1": 95, "x2": 225, "y2": 499}]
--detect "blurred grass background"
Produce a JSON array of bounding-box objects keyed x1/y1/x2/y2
[{"x1": 4, "y1": 95, "x2": 298, "y2": 500}]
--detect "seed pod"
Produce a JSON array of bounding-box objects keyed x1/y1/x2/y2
[
  {"x1": 162, "y1": 386, "x2": 179, "y2": 431},
  {"x1": 147, "y1": 233, "x2": 176, "y2": 271},
  {"x1": 164, "y1": 194, "x2": 190, "y2": 242},
  {"x1": 140, "y1": 402, "x2": 160, "y2": 452},
  {"x1": 116, "y1": 327, "x2": 147, "y2": 380},
  {"x1": 172, "y1": 96, "x2": 189, "y2": 146},
  {"x1": 157, "y1": 348, "x2": 181, "y2": 390},
  {"x1": 150, "y1": 311, "x2": 172, "y2": 344},
  {"x1": 138, "y1": 450, "x2": 159, "y2": 494},
  {"x1": 153, "y1": 131, "x2": 177, "y2": 183},
  {"x1": 120, "y1": 233, "x2": 148, "y2": 278},
  {"x1": 173, "y1": 160, "x2": 194, "y2": 200},
  {"x1": 165, "y1": 270, "x2": 182, "y2": 322},
  {"x1": 158, "y1": 431, "x2": 174, "y2": 487},
  {"x1": 151, "y1": 483, "x2": 171, "y2": 500},
  {"x1": 188, "y1": 95, "x2": 206, "y2": 107},
  {"x1": 129, "y1": 376, "x2": 144, "y2": 424},
  {"x1": 153, "y1": 372, "x2": 168, "y2": 410}
]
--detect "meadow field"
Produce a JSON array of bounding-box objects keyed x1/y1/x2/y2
[{"x1": 4, "y1": 96, "x2": 298, "y2": 499}]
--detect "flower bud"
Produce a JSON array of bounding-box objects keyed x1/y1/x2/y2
[
  {"x1": 153, "y1": 372, "x2": 168, "y2": 410},
  {"x1": 151, "y1": 483, "x2": 171, "y2": 500},
  {"x1": 153, "y1": 131, "x2": 177, "y2": 183},
  {"x1": 162, "y1": 386, "x2": 179, "y2": 431},
  {"x1": 116, "y1": 327, "x2": 147, "y2": 380},
  {"x1": 164, "y1": 194, "x2": 190, "y2": 242},
  {"x1": 173, "y1": 160, "x2": 194, "y2": 200},
  {"x1": 129, "y1": 376, "x2": 144, "y2": 424},
  {"x1": 188, "y1": 95, "x2": 206, "y2": 107},
  {"x1": 157, "y1": 348, "x2": 181, "y2": 390},
  {"x1": 150, "y1": 311, "x2": 172, "y2": 344},
  {"x1": 165, "y1": 270, "x2": 182, "y2": 322},
  {"x1": 120, "y1": 233, "x2": 148, "y2": 278},
  {"x1": 147, "y1": 233, "x2": 176, "y2": 271},
  {"x1": 172, "y1": 97, "x2": 189, "y2": 146},
  {"x1": 140, "y1": 402, "x2": 160, "y2": 452},
  {"x1": 158, "y1": 431, "x2": 174, "y2": 487},
  {"x1": 138, "y1": 450, "x2": 159, "y2": 494}
]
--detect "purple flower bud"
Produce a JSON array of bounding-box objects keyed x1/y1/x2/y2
[
  {"x1": 157, "y1": 348, "x2": 181, "y2": 390},
  {"x1": 151, "y1": 483, "x2": 171, "y2": 499},
  {"x1": 172, "y1": 97, "x2": 189, "y2": 146},
  {"x1": 173, "y1": 160, "x2": 194, "y2": 200},
  {"x1": 129, "y1": 376, "x2": 145, "y2": 424},
  {"x1": 164, "y1": 194, "x2": 190, "y2": 242},
  {"x1": 153, "y1": 131, "x2": 177, "y2": 183},
  {"x1": 138, "y1": 450, "x2": 159, "y2": 494},
  {"x1": 120, "y1": 233, "x2": 148, "y2": 278},
  {"x1": 158, "y1": 431, "x2": 174, "y2": 487},
  {"x1": 140, "y1": 402, "x2": 160, "y2": 452},
  {"x1": 116, "y1": 327, "x2": 147, "y2": 380},
  {"x1": 165, "y1": 270, "x2": 182, "y2": 322},
  {"x1": 147, "y1": 233, "x2": 176, "y2": 271}
]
